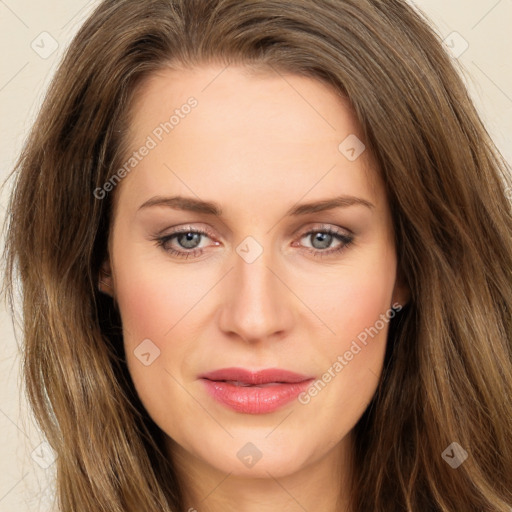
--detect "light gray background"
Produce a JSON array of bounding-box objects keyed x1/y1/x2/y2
[{"x1": 1, "y1": 1, "x2": 511, "y2": 510}]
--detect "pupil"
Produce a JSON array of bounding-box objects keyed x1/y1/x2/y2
[
  {"x1": 180, "y1": 232, "x2": 200, "y2": 249},
  {"x1": 312, "y1": 232, "x2": 332, "y2": 250}
]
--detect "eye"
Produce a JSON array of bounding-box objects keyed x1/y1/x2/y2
[
  {"x1": 296, "y1": 226, "x2": 354, "y2": 258},
  {"x1": 152, "y1": 224, "x2": 354, "y2": 259},
  {"x1": 153, "y1": 226, "x2": 216, "y2": 259}
]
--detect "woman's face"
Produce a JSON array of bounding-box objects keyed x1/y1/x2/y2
[{"x1": 101, "y1": 64, "x2": 407, "y2": 478}]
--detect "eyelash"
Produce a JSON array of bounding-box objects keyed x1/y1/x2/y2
[{"x1": 152, "y1": 225, "x2": 354, "y2": 260}]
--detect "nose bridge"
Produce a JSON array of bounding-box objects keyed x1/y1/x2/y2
[
  {"x1": 237, "y1": 243, "x2": 275, "y2": 307},
  {"x1": 218, "y1": 235, "x2": 293, "y2": 342}
]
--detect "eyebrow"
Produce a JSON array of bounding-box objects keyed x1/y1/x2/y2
[{"x1": 137, "y1": 194, "x2": 374, "y2": 216}]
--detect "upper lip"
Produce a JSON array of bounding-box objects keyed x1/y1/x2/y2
[{"x1": 199, "y1": 367, "x2": 313, "y2": 385}]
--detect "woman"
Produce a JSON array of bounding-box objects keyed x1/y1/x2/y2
[{"x1": 3, "y1": 0, "x2": 512, "y2": 510}]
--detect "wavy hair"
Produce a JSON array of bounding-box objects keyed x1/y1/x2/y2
[{"x1": 3, "y1": 0, "x2": 512, "y2": 510}]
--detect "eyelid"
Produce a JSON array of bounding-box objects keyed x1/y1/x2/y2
[
  {"x1": 153, "y1": 222, "x2": 354, "y2": 261},
  {"x1": 158, "y1": 222, "x2": 352, "y2": 242},
  {"x1": 300, "y1": 222, "x2": 353, "y2": 235},
  {"x1": 155, "y1": 222, "x2": 215, "y2": 236}
]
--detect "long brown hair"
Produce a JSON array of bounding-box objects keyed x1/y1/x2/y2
[{"x1": 3, "y1": 0, "x2": 512, "y2": 510}]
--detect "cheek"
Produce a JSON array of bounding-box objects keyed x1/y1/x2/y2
[
  {"x1": 297, "y1": 247, "x2": 397, "y2": 426},
  {"x1": 338, "y1": 268, "x2": 395, "y2": 342},
  {"x1": 112, "y1": 254, "x2": 207, "y2": 432},
  {"x1": 113, "y1": 250, "x2": 205, "y2": 342},
  {"x1": 307, "y1": 243, "x2": 397, "y2": 348}
]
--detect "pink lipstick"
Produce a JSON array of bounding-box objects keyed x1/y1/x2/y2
[{"x1": 199, "y1": 367, "x2": 314, "y2": 414}]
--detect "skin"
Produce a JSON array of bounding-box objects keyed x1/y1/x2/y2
[{"x1": 99, "y1": 64, "x2": 409, "y2": 512}]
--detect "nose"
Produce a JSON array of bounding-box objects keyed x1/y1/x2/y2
[{"x1": 217, "y1": 241, "x2": 295, "y2": 344}]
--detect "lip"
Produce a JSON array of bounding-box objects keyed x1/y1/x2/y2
[{"x1": 199, "y1": 367, "x2": 315, "y2": 414}]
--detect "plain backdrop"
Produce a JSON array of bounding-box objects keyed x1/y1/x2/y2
[{"x1": 1, "y1": 1, "x2": 511, "y2": 510}]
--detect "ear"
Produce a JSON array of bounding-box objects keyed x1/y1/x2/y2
[
  {"x1": 391, "y1": 270, "x2": 410, "y2": 309},
  {"x1": 98, "y1": 258, "x2": 114, "y2": 297}
]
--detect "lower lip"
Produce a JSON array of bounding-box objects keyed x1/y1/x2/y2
[{"x1": 201, "y1": 379, "x2": 314, "y2": 414}]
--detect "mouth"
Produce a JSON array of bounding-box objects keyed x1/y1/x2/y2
[
  {"x1": 198, "y1": 367, "x2": 315, "y2": 414},
  {"x1": 199, "y1": 367, "x2": 313, "y2": 384},
  {"x1": 214, "y1": 380, "x2": 289, "y2": 387}
]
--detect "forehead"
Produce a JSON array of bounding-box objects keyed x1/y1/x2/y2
[
  {"x1": 112, "y1": 64, "x2": 382, "y2": 215},
  {"x1": 128, "y1": 64, "x2": 356, "y2": 147}
]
